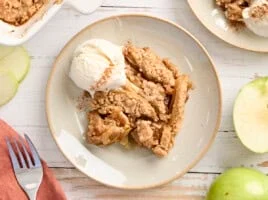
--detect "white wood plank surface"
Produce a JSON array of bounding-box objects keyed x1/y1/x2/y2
[
  {"x1": 102, "y1": 0, "x2": 181, "y2": 8},
  {"x1": 0, "y1": 0, "x2": 268, "y2": 198},
  {"x1": 53, "y1": 168, "x2": 216, "y2": 200}
]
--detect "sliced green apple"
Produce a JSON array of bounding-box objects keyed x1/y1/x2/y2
[
  {"x1": 0, "y1": 45, "x2": 15, "y2": 59},
  {"x1": 233, "y1": 77, "x2": 268, "y2": 153},
  {"x1": 206, "y1": 168, "x2": 268, "y2": 200},
  {"x1": 0, "y1": 46, "x2": 30, "y2": 82},
  {"x1": 0, "y1": 70, "x2": 19, "y2": 106}
]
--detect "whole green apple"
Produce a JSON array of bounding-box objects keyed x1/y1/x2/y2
[{"x1": 206, "y1": 168, "x2": 268, "y2": 200}]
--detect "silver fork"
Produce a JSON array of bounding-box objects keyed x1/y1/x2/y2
[{"x1": 5, "y1": 134, "x2": 43, "y2": 200}]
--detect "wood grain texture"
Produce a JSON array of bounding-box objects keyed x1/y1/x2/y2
[
  {"x1": 102, "y1": 0, "x2": 181, "y2": 8},
  {"x1": 0, "y1": 0, "x2": 268, "y2": 198},
  {"x1": 53, "y1": 168, "x2": 217, "y2": 200}
]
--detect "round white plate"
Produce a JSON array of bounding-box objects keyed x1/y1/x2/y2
[
  {"x1": 188, "y1": 0, "x2": 268, "y2": 52},
  {"x1": 46, "y1": 14, "x2": 222, "y2": 189}
]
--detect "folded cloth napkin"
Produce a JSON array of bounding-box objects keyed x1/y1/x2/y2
[{"x1": 0, "y1": 119, "x2": 67, "y2": 200}]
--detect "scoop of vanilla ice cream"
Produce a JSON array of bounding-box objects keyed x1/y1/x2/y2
[
  {"x1": 69, "y1": 39, "x2": 127, "y2": 96},
  {"x1": 243, "y1": 0, "x2": 268, "y2": 37}
]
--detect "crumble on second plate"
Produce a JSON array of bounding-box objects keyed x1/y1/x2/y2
[{"x1": 215, "y1": 0, "x2": 252, "y2": 25}]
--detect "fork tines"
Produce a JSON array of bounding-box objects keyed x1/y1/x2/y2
[{"x1": 5, "y1": 134, "x2": 42, "y2": 170}]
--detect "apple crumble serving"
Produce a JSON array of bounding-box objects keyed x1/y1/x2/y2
[
  {"x1": 86, "y1": 43, "x2": 193, "y2": 157},
  {"x1": 215, "y1": 0, "x2": 268, "y2": 37},
  {"x1": 0, "y1": 0, "x2": 61, "y2": 26}
]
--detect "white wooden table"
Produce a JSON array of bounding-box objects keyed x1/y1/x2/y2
[{"x1": 1, "y1": 1, "x2": 268, "y2": 199}]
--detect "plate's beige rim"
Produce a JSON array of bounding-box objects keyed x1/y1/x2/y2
[
  {"x1": 46, "y1": 13, "x2": 222, "y2": 190},
  {"x1": 187, "y1": 0, "x2": 268, "y2": 53}
]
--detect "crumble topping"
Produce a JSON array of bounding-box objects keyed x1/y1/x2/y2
[{"x1": 124, "y1": 44, "x2": 176, "y2": 93}]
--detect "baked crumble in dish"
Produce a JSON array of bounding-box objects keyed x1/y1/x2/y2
[
  {"x1": 0, "y1": 0, "x2": 61, "y2": 26},
  {"x1": 86, "y1": 43, "x2": 193, "y2": 157}
]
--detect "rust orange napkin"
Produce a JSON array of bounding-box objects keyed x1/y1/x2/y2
[{"x1": 0, "y1": 119, "x2": 67, "y2": 200}]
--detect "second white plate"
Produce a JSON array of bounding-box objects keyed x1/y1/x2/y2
[{"x1": 188, "y1": 0, "x2": 268, "y2": 52}]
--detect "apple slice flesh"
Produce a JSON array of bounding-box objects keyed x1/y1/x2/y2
[
  {"x1": 0, "y1": 46, "x2": 30, "y2": 82},
  {"x1": 0, "y1": 70, "x2": 19, "y2": 106},
  {"x1": 0, "y1": 45, "x2": 14, "y2": 59},
  {"x1": 234, "y1": 77, "x2": 268, "y2": 153}
]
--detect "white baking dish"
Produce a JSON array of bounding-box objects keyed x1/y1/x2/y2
[{"x1": 0, "y1": 0, "x2": 102, "y2": 46}]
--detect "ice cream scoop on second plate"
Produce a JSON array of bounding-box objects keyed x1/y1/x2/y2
[
  {"x1": 243, "y1": 0, "x2": 268, "y2": 37},
  {"x1": 69, "y1": 39, "x2": 193, "y2": 157}
]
